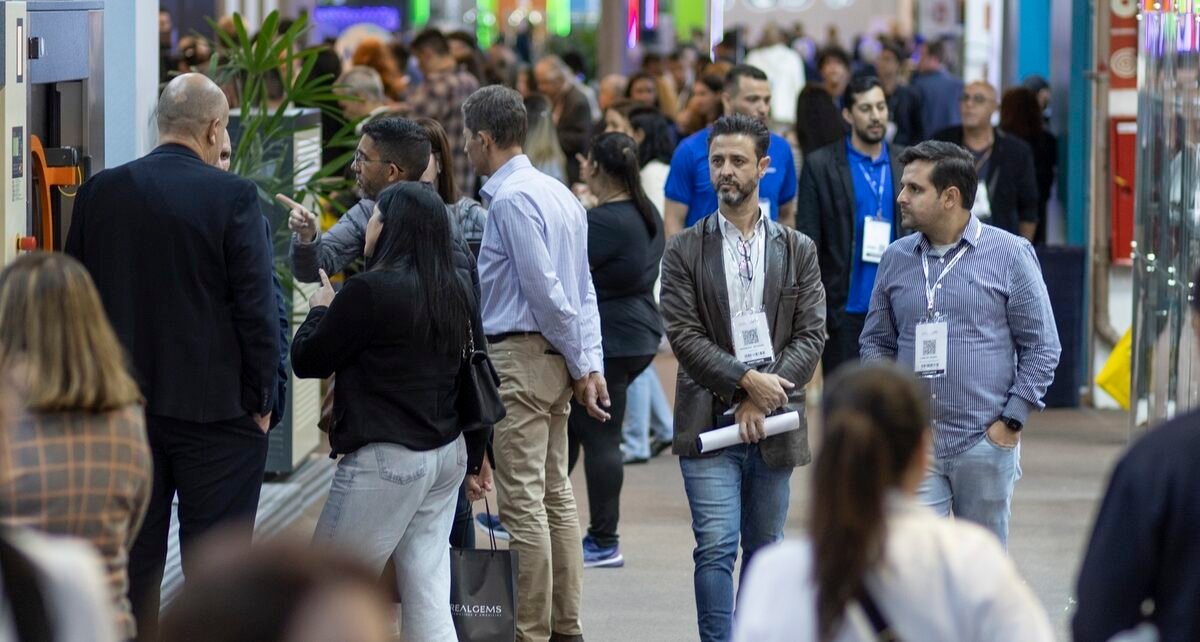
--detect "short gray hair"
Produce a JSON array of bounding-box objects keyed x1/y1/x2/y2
[
  {"x1": 462, "y1": 85, "x2": 527, "y2": 149},
  {"x1": 156, "y1": 73, "x2": 228, "y2": 138},
  {"x1": 336, "y1": 66, "x2": 385, "y2": 102}
]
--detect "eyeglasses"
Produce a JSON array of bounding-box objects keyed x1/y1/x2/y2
[
  {"x1": 353, "y1": 150, "x2": 392, "y2": 167},
  {"x1": 960, "y1": 93, "x2": 992, "y2": 105}
]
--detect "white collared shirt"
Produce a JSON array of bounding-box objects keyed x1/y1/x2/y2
[
  {"x1": 718, "y1": 211, "x2": 767, "y2": 315},
  {"x1": 732, "y1": 494, "x2": 1055, "y2": 642}
]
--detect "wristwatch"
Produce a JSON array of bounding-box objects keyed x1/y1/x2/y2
[{"x1": 1001, "y1": 416, "x2": 1024, "y2": 432}]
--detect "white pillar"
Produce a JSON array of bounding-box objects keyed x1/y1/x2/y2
[{"x1": 104, "y1": 0, "x2": 158, "y2": 165}]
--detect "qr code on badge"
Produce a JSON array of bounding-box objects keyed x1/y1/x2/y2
[
  {"x1": 741, "y1": 328, "x2": 760, "y2": 345},
  {"x1": 922, "y1": 339, "x2": 937, "y2": 354}
]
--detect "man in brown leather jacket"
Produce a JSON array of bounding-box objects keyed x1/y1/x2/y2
[{"x1": 659, "y1": 114, "x2": 826, "y2": 642}]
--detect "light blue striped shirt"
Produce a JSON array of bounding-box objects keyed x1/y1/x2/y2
[
  {"x1": 478, "y1": 155, "x2": 603, "y2": 379},
  {"x1": 860, "y1": 215, "x2": 1061, "y2": 458}
]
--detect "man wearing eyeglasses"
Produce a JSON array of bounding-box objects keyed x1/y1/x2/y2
[
  {"x1": 283, "y1": 117, "x2": 433, "y2": 283},
  {"x1": 932, "y1": 81, "x2": 1039, "y2": 241}
]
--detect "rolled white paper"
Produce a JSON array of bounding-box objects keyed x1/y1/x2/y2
[{"x1": 695, "y1": 411, "x2": 801, "y2": 453}]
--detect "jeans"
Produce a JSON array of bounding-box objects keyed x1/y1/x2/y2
[
  {"x1": 567, "y1": 354, "x2": 654, "y2": 548},
  {"x1": 450, "y1": 479, "x2": 475, "y2": 548},
  {"x1": 917, "y1": 433, "x2": 1022, "y2": 549},
  {"x1": 679, "y1": 444, "x2": 793, "y2": 642},
  {"x1": 129, "y1": 414, "x2": 269, "y2": 642},
  {"x1": 621, "y1": 367, "x2": 674, "y2": 460},
  {"x1": 313, "y1": 437, "x2": 466, "y2": 642}
]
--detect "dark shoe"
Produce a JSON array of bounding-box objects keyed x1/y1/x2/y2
[
  {"x1": 550, "y1": 634, "x2": 584, "y2": 642},
  {"x1": 650, "y1": 437, "x2": 672, "y2": 458},
  {"x1": 582, "y1": 535, "x2": 624, "y2": 568},
  {"x1": 622, "y1": 453, "x2": 648, "y2": 465}
]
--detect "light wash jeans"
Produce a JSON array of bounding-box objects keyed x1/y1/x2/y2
[
  {"x1": 313, "y1": 436, "x2": 466, "y2": 642},
  {"x1": 622, "y1": 367, "x2": 674, "y2": 460},
  {"x1": 917, "y1": 433, "x2": 1022, "y2": 549},
  {"x1": 679, "y1": 444, "x2": 793, "y2": 642}
]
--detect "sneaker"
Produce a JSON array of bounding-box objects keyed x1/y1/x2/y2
[
  {"x1": 622, "y1": 453, "x2": 649, "y2": 465},
  {"x1": 475, "y1": 513, "x2": 511, "y2": 542},
  {"x1": 582, "y1": 535, "x2": 624, "y2": 568}
]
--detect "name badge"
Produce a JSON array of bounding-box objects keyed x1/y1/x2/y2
[
  {"x1": 732, "y1": 311, "x2": 775, "y2": 367},
  {"x1": 914, "y1": 318, "x2": 948, "y2": 378},
  {"x1": 972, "y1": 183, "x2": 992, "y2": 221},
  {"x1": 862, "y1": 218, "x2": 891, "y2": 264},
  {"x1": 758, "y1": 199, "x2": 771, "y2": 221}
]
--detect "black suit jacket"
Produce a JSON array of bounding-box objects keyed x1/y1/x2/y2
[
  {"x1": 796, "y1": 139, "x2": 905, "y2": 325},
  {"x1": 65, "y1": 144, "x2": 279, "y2": 424},
  {"x1": 932, "y1": 126, "x2": 1039, "y2": 236},
  {"x1": 888, "y1": 84, "x2": 924, "y2": 146},
  {"x1": 660, "y1": 215, "x2": 826, "y2": 468}
]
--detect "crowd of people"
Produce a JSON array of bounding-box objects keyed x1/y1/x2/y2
[{"x1": 0, "y1": 11, "x2": 1191, "y2": 642}]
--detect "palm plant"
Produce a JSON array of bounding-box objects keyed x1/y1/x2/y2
[{"x1": 206, "y1": 10, "x2": 360, "y2": 287}]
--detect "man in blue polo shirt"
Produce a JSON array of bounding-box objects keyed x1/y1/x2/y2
[
  {"x1": 796, "y1": 76, "x2": 905, "y2": 374},
  {"x1": 664, "y1": 64, "x2": 797, "y2": 236}
]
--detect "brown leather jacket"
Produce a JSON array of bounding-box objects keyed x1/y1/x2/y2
[{"x1": 660, "y1": 214, "x2": 826, "y2": 468}]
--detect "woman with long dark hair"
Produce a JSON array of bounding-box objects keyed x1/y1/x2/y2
[
  {"x1": 620, "y1": 107, "x2": 677, "y2": 464},
  {"x1": 675, "y1": 73, "x2": 724, "y2": 136},
  {"x1": 566, "y1": 132, "x2": 665, "y2": 568},
  {"x1": 733, "y1": 363, "x2": 1053, "y2": 641},
  {"x1": 414, "y1": 117, "x2": 488, "y2": 244},
  {"x1": 292, "y1": 182, "x2": 489, "y2": 641}
]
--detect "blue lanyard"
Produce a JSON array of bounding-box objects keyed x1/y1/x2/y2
[{"x1": 858, "y1": 161, "x2": 889, "y2": 219}]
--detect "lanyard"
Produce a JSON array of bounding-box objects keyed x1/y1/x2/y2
[
  {"x1": 920, "y1": 221, "x2": 982, "y2": 316},
  {"x1": 857, "y1": 161, "x2": 889, "y2": 218}
]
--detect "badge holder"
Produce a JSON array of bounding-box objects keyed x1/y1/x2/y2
[
  {"x1": 914, "y1": 312, "x2": 948, "y2": 378},
  {"x1": 862, "y1": 216, "x2": 891, "y2": 264},
  {"x1": 732, "y1": 309, "x2": 774, "y2": 367}
]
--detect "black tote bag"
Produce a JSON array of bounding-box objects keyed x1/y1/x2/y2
[
  {"x1": 457, "y1": 324, "x2": 506, "y2": 432},
  {"x1": 450, "y1": 498, "x2": 518, "y2": 642}
]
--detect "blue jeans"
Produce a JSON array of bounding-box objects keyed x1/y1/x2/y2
[
  {"x1": 313, "y1": 437, "x2": 466, "y2": 642},
  {"x1": 679, "y1": 444, "x2": 793, "y2": 642},
  {"x1": 622, "y1": 368, "x2": 674, "y2": 459},
  {"x1": 917, "y1": 433, "x2": 1022, "y2": 549}
]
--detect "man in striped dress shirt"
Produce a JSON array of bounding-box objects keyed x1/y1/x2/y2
[
  {"x1": 860, "y1": 140, "x2": 1060, "y2": 548},
  {"x1": 463, "y1": 84, "x2": 608, "y2": 642}
]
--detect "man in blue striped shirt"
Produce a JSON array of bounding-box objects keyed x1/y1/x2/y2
[
  {"x1": 860, "y1": 140, "x2": 1060, "y2": 548},
  {"x1": 463, "y1": 85, "x2": 606, "y2": 642}
]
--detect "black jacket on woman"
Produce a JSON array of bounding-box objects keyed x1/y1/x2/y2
[{"x1": 291, "y1": 239, "x2": 489, "y2": 471}]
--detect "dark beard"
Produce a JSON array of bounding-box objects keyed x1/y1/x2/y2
[{"x1": 856, "y1": 124, "x2": 885, "y2": 145}]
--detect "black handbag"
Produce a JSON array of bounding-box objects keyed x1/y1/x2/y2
[
  {"x1": 457, "y1": 324, "x2": 506, "y2": 432},
  {"x1": 450, "y1": 497, "x2": 518, "y2": 642}
]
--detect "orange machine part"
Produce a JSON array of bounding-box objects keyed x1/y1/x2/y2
[{"x1": 29, "y1": 134, "x2": 81, "y2": 251}]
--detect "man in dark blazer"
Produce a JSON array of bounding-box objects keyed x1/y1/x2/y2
[
  {"x1": 797, "y1": 76, "x2": 905, "y2": 375},
  {"x1": 535, "y1": 55, "x2": 593, "y2": 184},
  {"x1": 933, "y1": 80, "x2": 1039, "y2": 240},
  {"x1": 660, "y1": 115, "x2": 825, "y2": 642},
  {"x1": 64, "y1": 73, "x2": 279, "y2": 641}
]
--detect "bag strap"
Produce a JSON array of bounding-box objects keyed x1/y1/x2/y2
[
  {"x1": 858, "y1": 588, "x2": 901, "y2": 642},
  {"x1": 483, "y1": 496, "x2": 498, "y2": 552},
  {"x1": 0, "y1": 530, "x2": 56, "y2": 642}
]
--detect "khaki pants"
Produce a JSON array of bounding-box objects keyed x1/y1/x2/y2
[{"x1": 491, "y1": 335, "x2": 584, "y2": 641}]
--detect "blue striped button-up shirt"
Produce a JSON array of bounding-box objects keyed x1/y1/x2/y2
[
  {"x1": 478, "y1": 155, "x2": 603, "y2": 379},
  {"x1": 860, "y1": 215, "x2": 1061, "y2": 457}
]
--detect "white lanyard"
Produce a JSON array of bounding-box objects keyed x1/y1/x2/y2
[
  {"x1": 857, "y1": 161, "x2": 889, "y2": 218},
  {"x1": 920, "y1": 222, "x2": 981, "y2": 316}
]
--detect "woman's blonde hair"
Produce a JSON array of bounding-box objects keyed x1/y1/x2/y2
[
  {"x1": 0, "y1": 253, "x2": 142, "y2": 412},
  {"x1": 523, "y1": 94, "x2": 568, "y2": 181}
]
